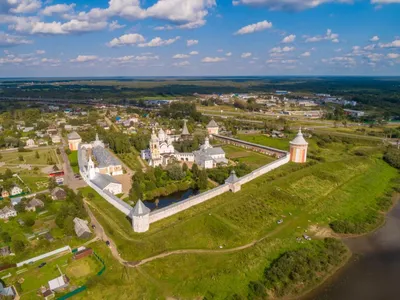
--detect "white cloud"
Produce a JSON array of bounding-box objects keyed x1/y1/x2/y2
[
  {"x1": 173, "y1": 54, "x2": 190, "y2": 59},
  {"x1": 111, "y1": 55, "x2": 160, "y2": 63},
  {"x1": 305, "y1": 29, "x2": 339, "y2": 43},
  {"x1": 202, "y1": 56, "x2": 227, "y2": 63},
  {"x1": 189, "y1": 51, "x2": 199, "y2": 55},
  {"x1": 41, "y1": 3, "x2": 75, "y2": 16},
  {"x1": 187, "y1": 39, "x2": 198, "y2": 46},
  {"x1": 7, "y1": 0, "x2": 42, "y2": 14},
  {"x1": 300, "y1": 51, "x2": 311, "y2": 57},
  {"x1": 282, "y1": 34, "x2": 296, "y2": 43},
  {"x1": 0, "y1": 32, "x2": 32, "y2": 47},
  {"x1": 231, "y1": 0, "x2": 352, "y2": 11},
  {"x1": 107, "y1": 33, "x2": 145, "y2": 47},
  {"x1": 138, "y1": 36, "x2": 180, "y2": 47},
  {"x1": 370, "y1": 35, "x2": 380, "y2": 42},
  {"x1": 109, "y1": 20, "x2": 126, "y2": 31},
  {"x1": 41, "y1": 58, "x2": 61, "y2": 64},
  {"x1": 235, "y1": 20, "x2": 272, "y2": 35},
  {"x1": 270, "y1": 46, "x2": 295, "y2": 53},
  {"x1": 10, "y1": 18, "x2": 108, "y2": 35},
  {"x1": 380, "y1": 39, "x2": 400, "y2": 48},
  {"x1": 371, "y1": 0, "x2": 400, "y2": 5},
  {"x1": 36, "y1": 49, "x2": 45, "y2": 54},
  {"x1": 70, "y1": 55, "x2": 98, "y2": 63},
  {"x1": 173, "y1": 60, "x2": 190, "y2": 66},
  {"x1": 364, "y1": 44, "x2": 376, "y2": 51},
  {"x1": 241, "y1": 52, "x2": 252, "y2": 58},
  {"x1": 225, "y1": 52, "x2": 232, "y2": 56},
  {"x1": 387, "y1": 53, "x2": 400, "y2": 59}
]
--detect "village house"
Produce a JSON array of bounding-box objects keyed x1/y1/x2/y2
[
  {"x1": 48, "y1": 275, "x2": 69, "y2": 292},
  {"x1": 73, "y1": 218, "x2": 92, "y2": 239},
  {"x1": 0, "y1": 246, "x2": 11, "y2": 257},
  {"x1": 51, "y1": 187, "x2": 67, "y2": 200},
  {"x1": 0, "y1": 206, "x2": 17, "y2": 220},
  {"x1": 51, "y1": 135, "x2": 61, "y2": 144},
  {"x1": 0, "y1": 282, "x2": 16, "y2": 298},
  {"x1": 10, "y1": 185, "x2": 23, "y2": 196},
  {"x1": 25, "y1": 198, "x2": 45, "y2": 212},
  {"x1": 25, "y1": 139, "x2": 36, "y2": 147}
]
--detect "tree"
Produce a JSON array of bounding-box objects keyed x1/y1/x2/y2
[
  {"x1": 1, "y1": 232, "x2": 11, "y2": 243},
  {"x1": 65, "y1": 148, "x2": 72, "y2": 155},
  {"x1": 48, "y1": 177, "x2": 57, "y2": 190},
  {"x1": 63, "y1": 216, "x2": 75, "y2": 236},
  {"x1": 197, "y1": 169, "x2": 208, "y2": 190},
  {"x1": 192, "y1": 163, "x2": 200, "y2": 179},
  {"x1": 14, "y1": 202, "x2": 25, "y2": 213},
  {"x1": 35, "y1": 151, "x2": 40, "y2": 159},
  {"x1": 19, "y1": 155, "x2": 23, "y2": 162},
  {"x1": 24, "y1": 217, "x2": 35, "y2": 227},
  {"x1": 12, "y1": 239, "x2": 25, "y2": 253},
  {"x1": 53, "y1": 165, "x2": 59, "y2": 171},
  {"x1": 87, "y1": 193, "x2": 95, "y2": 200},
  {"x1": 182, "y1": 163, "x2": 188, "y2": 173},
  {"x1": 4, "y1": 168, "x2": 13, "y2": 179},
  {"x1": 56, "y1": 148, "x2": 61, "y2": 155},
  {"x1": 167, "y1": 164, "x2": 185, "y2": 181}
]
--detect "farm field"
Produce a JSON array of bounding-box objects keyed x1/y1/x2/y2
[
  {"x1": 0, "y1": 149, "x2": 59, "y2": 166},
  {"x1": 77, "y1": 136, "x2": 398, "y2": 299},
  {"x1": 1, "y1": 252, "x2": 101, "y2": 300},
  {"x1": 222, "y1": 144, "x2": 275, "y2": 169}
]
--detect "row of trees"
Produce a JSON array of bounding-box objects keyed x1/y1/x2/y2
[{"x1": 130, "y1": 163, "x2": 208, "y2": 201}]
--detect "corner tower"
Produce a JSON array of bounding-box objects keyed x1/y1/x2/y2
[{"x1": 289, "y1": 128, "x2": 308, "y2": 163}]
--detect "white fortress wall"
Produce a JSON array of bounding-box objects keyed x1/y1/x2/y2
[
  {"x1": 238, "y1": 154, "x2": 290, "y2": 185},
  {"x1": 149, "y1": 184, "x2": 231, "y2": 223}
]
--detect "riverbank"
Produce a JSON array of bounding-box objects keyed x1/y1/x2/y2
[{"x1": 303, "y1": 196, "x2": 400, "y2": 300}]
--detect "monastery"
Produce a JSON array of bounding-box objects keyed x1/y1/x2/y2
[{"x1": 141, "y1": 120, "x2": 227, "y2": 169}]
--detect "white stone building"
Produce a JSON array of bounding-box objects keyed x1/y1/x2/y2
[
  {"x1": 79, "y1": 135, "x2": 123, "y2": 195},
  {"x1": 131, "y1": 200, "x2": 151, "y2": 233}
]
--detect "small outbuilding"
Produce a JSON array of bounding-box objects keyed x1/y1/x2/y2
[{"x1": 73, "y1": 218, "x2": 92, "y2": 239}]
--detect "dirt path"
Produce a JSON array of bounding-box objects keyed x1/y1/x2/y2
[{"x1": 84, "y1": 199, "x2": 293, "y2": 268}]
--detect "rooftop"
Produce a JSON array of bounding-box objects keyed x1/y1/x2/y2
[
  {"x1": 131, "y1": 200, "x2": 150, "y2": 217},
  {"x1": 92, "y1": 146, "x2": 121, "y2": 168},
  {"x1": 207, "y1": 119, "x2": 219, "y2": 128},
  {"x1": 91, "y1": 173, "x2": 120, "y2": 190},
  {"x1": 67, "y1": 131, "x2": 81, "y2": 140}
]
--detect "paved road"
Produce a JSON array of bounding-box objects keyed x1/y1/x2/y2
[{"x1": 59, "y1": 136, "x2": 86, "y2": 191}]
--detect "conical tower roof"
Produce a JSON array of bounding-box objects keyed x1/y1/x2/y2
[
  {"x1": 131, "y1": 200, "x2": 150, "y2": 217},
  {"x1": 290, "y1": 128, "x2": 308, "y2": 146},
  {"x1": 225, "y1": 170, "x2": 239, "y2": 184},
  {"x1": 207, "y1": 119, "x2": 218, "y2": 128}
]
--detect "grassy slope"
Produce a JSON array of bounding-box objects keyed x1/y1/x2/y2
[{"x1": 77, "y1": 140, "x2": 398, "y2": 299}]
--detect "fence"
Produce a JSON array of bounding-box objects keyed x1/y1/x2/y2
[
  {"x1": 56, "y1": 251, "x2": 106, "y2": 300},
  {"x1": 17, "y1": 246, "x2": 71, "y2": 267}
]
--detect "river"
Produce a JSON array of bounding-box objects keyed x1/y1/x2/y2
[
  {"x1": 143, "y1": 188, "x2": 199, "y2": 211},
  {"x1": 304, "y1": 200, "x2": 400, "y2": 300}
]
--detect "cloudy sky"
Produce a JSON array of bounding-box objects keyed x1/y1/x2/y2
[{"x1": 0, "y1": 0, "x2": 399, "y2": 77}]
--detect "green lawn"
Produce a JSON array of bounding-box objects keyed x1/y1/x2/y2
[
  {"x1": 2, "y1": 253, "x2": 100, "y2": 299},
  {"x1": 68, "y1": 151, "x2": 79, "y2": 174},
  {"x1": 117, "y1": 151, "x2": 143, "y2": 172},
  {"x1": 75, "y1": 138, "x2": 398, "y2": 299},
  {"x1": 222, "y1": 144, "x2": 275, "y2": 170},
  {"x1": 236, "y1": 134, "x2": 293, "y2": 151},
  {"x1": 0, "y1": 149, "x2": 59, "y2": 165}
]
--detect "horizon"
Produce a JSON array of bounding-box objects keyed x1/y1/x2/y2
[{"x1": 0, "y1": 0, "x2": 399, "y2": 77}]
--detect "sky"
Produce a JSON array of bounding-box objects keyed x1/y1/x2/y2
[{"x1": 0, "y1": 0, "x2": 399, "y2": 77}]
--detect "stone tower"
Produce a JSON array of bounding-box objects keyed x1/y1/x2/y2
[
  {"x1": 225, "y1": 170, "x2": 241, "y2": 193},
  {"x1": 131, "y1": 200, "x2": 151, "y2": 233},
  {"x1": 289, "y1": 128, "x2": 308, "y2": 163},
  {"x1": 87, "y1": 156, "x2": 96, "y2": 180}
]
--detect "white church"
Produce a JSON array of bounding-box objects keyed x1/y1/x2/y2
[{"x1": 141, "y1": 120, "x2": 227, "y2": 169}]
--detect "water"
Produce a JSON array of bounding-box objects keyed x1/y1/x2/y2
[
  {"x1": 304, "y1": 200, "x2": 400, "y2": 300},
  {"x1": 143, "y1": 188, "x2": 199, "y2": 211}
]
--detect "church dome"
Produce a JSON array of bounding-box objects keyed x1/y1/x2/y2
[{"x1": 290, "y1": 128, "x2": 308, "y2": 146}]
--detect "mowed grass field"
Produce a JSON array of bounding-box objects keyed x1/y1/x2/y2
[
  {"x1": 78, "y1": 138, "x2": 399, "y2": 299},
  {"x1": 68, "y1": 151, "x2": 79, "y2": 173},
  {"x1": 222, "y1": 144, "x2": 275, "y2": 169}
]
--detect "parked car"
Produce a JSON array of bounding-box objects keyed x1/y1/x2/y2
[
  {"x1": 277, "y1": 219, "x2": 283, "y2": 225},
  {"x1": 303, "y1": 234, "x2": 312, "y2": 241},
  {"x1": 38, "y1": 262, "x2": 47, "y2": 268},
  {"x1": 106, "y1": 241, "x2": 111, "y2": 247}
]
